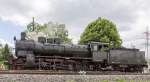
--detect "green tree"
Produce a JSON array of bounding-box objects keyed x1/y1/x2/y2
[
  {"x1": 79, "y1": 17, "x2": 122, "y2": 48},
  {"x1": 26, "y1": 21, "x2": 46, "y2": 32},
  {"x1": 26, "y1": 20, "x2": 72, "y2": 43},
  {"x1": 0, "y1": 44, "x2": 11, "y2": 69},
  {"x1": 1, "y1": 44, "x2": 11, "y2": 60},
  {"x1": 43, "y1": 22, "x2": 72, "y2": 43}
]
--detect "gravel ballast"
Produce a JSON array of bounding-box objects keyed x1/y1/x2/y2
[{"x1": 0, "y1": 74, "x2": 150, "y2": 82}]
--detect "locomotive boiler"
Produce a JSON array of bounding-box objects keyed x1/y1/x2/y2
[{"x1": 9, "y1": 32, "x2": 147, "y2": 72}]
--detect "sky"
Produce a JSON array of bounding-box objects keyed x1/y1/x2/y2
[{"x1": 0, "y1": 0, "x2": 149, "y2": 53}]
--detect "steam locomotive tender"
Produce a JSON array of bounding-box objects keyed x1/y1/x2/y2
[{"x1": 9, "y1": 32, "x2": 147, "y2": 72}]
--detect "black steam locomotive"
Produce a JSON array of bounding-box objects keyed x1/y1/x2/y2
[{"x1": 9, "y1": 32, "x2": 147, "y2": 72}]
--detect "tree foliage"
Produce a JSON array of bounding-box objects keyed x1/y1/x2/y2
[
  {"x1": 26, "y1": 22, "x2": 46, "y2": 32},
  {"x1": 44, "y1": 22, "x2": 72, "y2": 43},
  {"x1": 79, "y1": 17, "x2": 122, "y2": 48},
  {"x1": 0, "y1": 44, "x2": 11, "y2": 60},
  {"x1": 26, "y1": 21, "x2": 72, "y2": 43}
]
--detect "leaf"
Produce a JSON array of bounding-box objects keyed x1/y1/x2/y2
[
  {"x1": 26, "y1": 21, "x2": 72, "y2": 44},
  {"x1": 79, "y1": 17, "x2": 122, "y2": 48}
]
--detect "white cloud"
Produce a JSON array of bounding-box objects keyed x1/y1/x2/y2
[
  {"x1": 0, "y1": 0, "x2": 52, "y2": 25},
  {"x1": 0, "y1": 0, "x2": 149, "y2": 51}
]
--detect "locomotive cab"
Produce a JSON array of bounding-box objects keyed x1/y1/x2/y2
[
  {"x1": 90, "y1": 42, "x2": 109, "y2": 51},
  {"x1": 90, "y1": 42, "x2": 109, "y2": 62}
]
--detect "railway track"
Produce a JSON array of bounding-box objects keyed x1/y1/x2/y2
[{"x1": 0, "y1": 70, "x2": 148, "y2": 75}]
